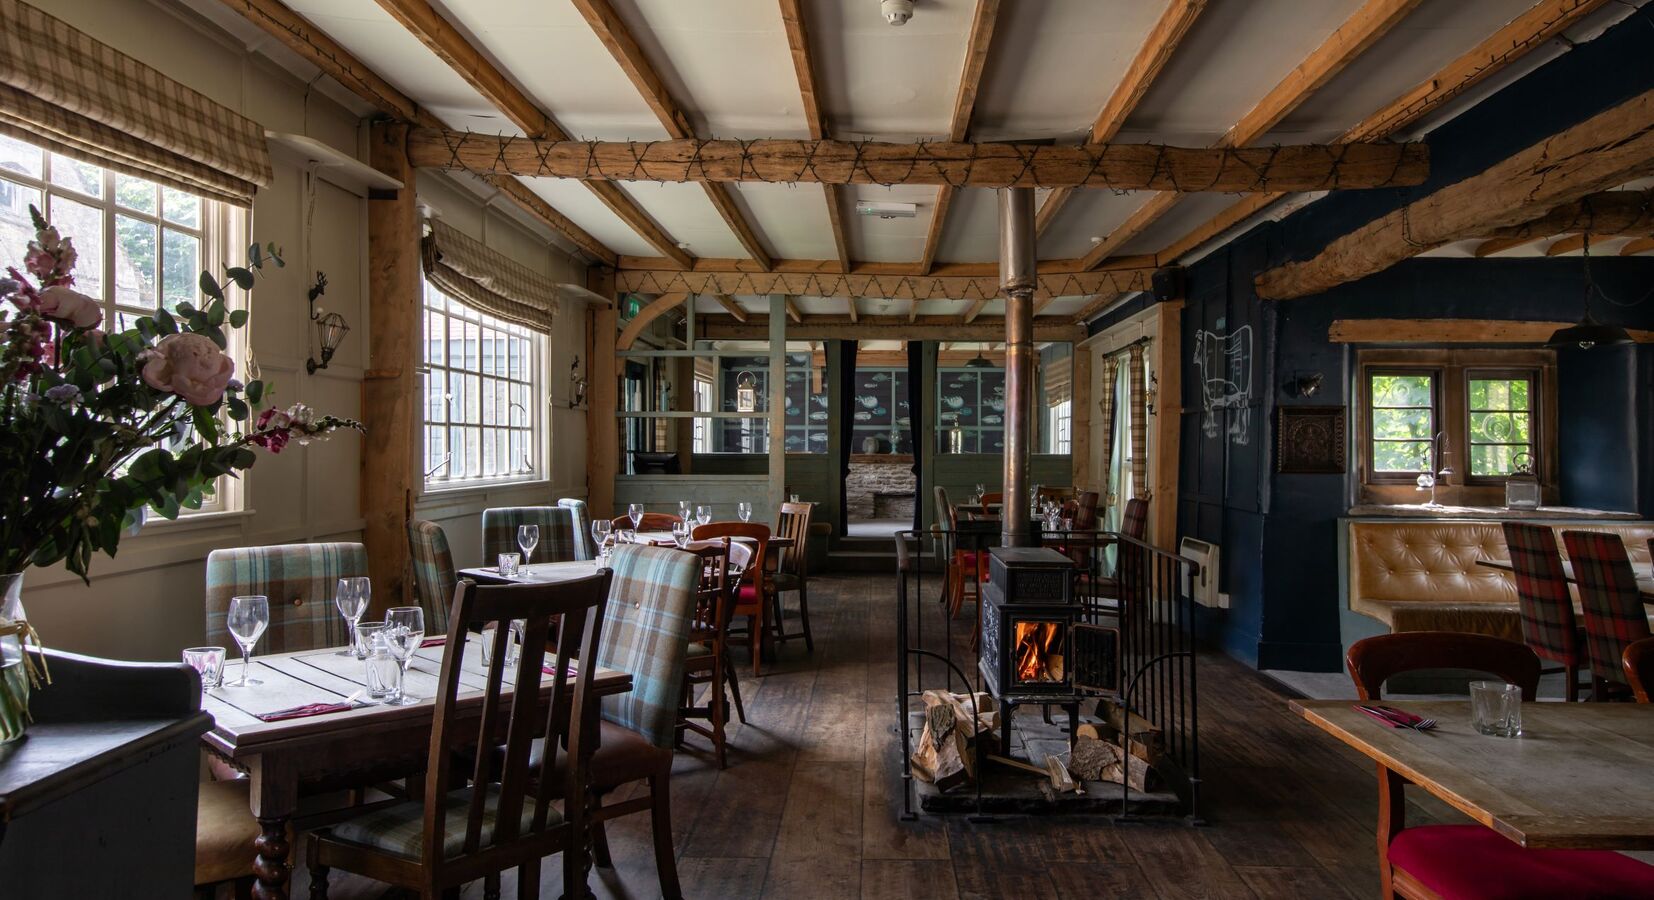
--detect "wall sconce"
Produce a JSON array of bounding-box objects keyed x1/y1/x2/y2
[
  {"x1": 305, "y1": 271, "x2": 349, "y2": 374},
  {"x1": 735, "y1": 371, "x2": 758, "y2": 413},
  {"x1": 568, "y1": 356, "x2": 588, "y2": 409},
  {"x1": 1144, "y1": 371, "x2": 1159, "y2": 416},
  {"x1": 1284, "y1": 371, "x2": 1324, "y2": 398}
]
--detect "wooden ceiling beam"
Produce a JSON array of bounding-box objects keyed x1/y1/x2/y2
[
  {"x1": 1622, "y1": 237, "x2": 1654, "y2": 255},
  {"x1": 778, "y1": 0, "x2": 851, "y2": 274},
  {"x1": 1473, "y1": 236, "x2": 1539, "y2": 257},
  {"x1": 1479, "y1": 190, "x2": 1654, "y2": 241},
  {"x1": 847, "y1": 297, "x2": 859, "y2": 323},
  {"x1": 1036, "y1": 0, "x2": 1207, "y2": 238},
  {"x1": 616, "y1": 292, "x2": 688, "y2": 351},
  {"x1": 962, "y1": 297, "x2": 991, "y2": 324},
  {"x1": 614, "y1": 266, "x2": 1156, "y2": 301},
  {"x1": 922, "y1": 0, "x2": 1001, "y2": 275},
  {"x1": 571, "y1": 0, "x2": 773, "y2": 271},
  {"x1": 1073, "y1": 293, "x2": 1123, "y2": 323},
  {"x1": 370, "y1": 0, "x2": 692, "y2": 269},
  {"x1": 1080, "y1": 0, "x2": 1421, "y2": 270},
  {"x1": 702, "y1": 316, "x2": 1086, "y2": 342},
  {"x1": 1256, "y1": 87, "x2": 1654, "y2": 299},
  {"x1": 713, "y1": 294, "x2": 748, "y2": 323},
  {"x1": 1141, "y1": 0, "x2": 1613, "y2": 274},
  {"x1": 615, "y1": 255, "x2": 1156, "y2": 276},
  {"x1": 221, "y1": 0, "x2": 618, "y2": 265},
  {"x1": 408, "y1": 130, "x2": 1429, "y2": 193},
  {"x1": 1543, "y1": 234, "x2": 1607, "y2": 256},
  {"x1": 1329, "y1": 318, "x2": 1654, "y2": 344},
  {"x1": 785, "y1": 297, "x2": 804, "y2": 324},
  {"x1": 824, "y1": 185, "x2": 851, "y2": 271}
]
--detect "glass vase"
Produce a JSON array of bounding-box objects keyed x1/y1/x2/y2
[{"x1": 0, "y1": 572, "x2": 32, "y2": 743}]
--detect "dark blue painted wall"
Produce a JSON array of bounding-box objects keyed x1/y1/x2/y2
[{"x1": 1146, "y1": 5, "x2": 1654, "y2": 671}]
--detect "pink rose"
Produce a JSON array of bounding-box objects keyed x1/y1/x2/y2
[
  {"x1": 36, "y1": 286, "x2": 101, "y2": 329},
  {"x1": 140, "y1": 333, "x2": 235, "y2": 405}
]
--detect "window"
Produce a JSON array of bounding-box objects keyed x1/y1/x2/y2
[
  {"x1": 1367, "y1": 371, "x2": 1438, "y2": 476},
  {"x1": 692, "y1": 375, "x2": 713, "y2": 453},
  {"x1": 1467, "y1": 374, "x2": 1535, "y2": 478},
  {"x1": 422, "y1": 281, "x2": 545, "y2": 487},
  {"x1": 0, "y1": 135, "x2": 236, "y2": 514},
  {"x1": 1048, "y1": 400, "x2": 1072, "y2": 455}
]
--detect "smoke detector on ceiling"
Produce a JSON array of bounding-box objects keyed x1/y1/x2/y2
[
  {"x1": 855, "y1": 200, "x2": 918, "y2": 219},
  {"x1": 881, "y1": 0, "x2": 914, "y2": 26}
]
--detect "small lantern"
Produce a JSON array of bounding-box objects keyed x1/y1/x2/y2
[
  {"x1": 735, "y1": 371, "x2": 758, "y2": 413},
  {"x1": 1506, "y1": 452, "x2": 1541, "y2": 509}
]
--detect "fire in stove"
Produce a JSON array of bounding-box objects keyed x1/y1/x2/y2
[{"x1": 1013, "y1": 620, "x2": 1066, "y2": 683}]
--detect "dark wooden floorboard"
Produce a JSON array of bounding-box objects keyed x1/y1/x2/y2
[{"x1": 287, "y1": 572, "x2": 1405, "y2": 899}]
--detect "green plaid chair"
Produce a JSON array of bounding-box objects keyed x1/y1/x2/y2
[
  {"x1": 598, "y1": 543, "x2": 700, "y2": 745},
  {"x1": 407, "y1": 520, "x2": 455, "y2": 636},
  {"x1": 481, "y1": 506, "x2": 586, "y2": 565},
  {"x1": 558, "y1": 498, "x2": 595, "y2": 559},
  {"x1": 205, "y1": 543, "x2": 368, "y2": 653}
]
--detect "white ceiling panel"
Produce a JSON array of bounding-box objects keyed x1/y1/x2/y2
[
  {"x1": 618, "y1": 181, "x2": 749, "y2": 259},
  {"x1": 805, "y1": 0, "x2": 979, "y2": 139},
  {"x1": 971, "y1": 0, "x2": 1165, "y2": 142},
  {"x1": 730, "y1": 183, "x2": 840, "y2": 260},
  {"x1": 1040, "y1": 191, "x2": 1162, "y2": 259},
  {"x1": 938, "y1": 188, "x2": 997, "y2": 263},
  {"x1": 1116, "y1": 191, "x2": 1258, "y2": 257},
  {"x1": 517, "y1": 178, "x2": 660, "y2": 257}
]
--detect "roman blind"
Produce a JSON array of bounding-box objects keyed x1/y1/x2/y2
[{"x1": 422, "y1": 219, "x2": 560, "y2": 332}]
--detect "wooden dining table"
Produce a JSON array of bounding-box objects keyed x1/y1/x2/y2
[
  {"x1": 201, "y1": 635, "x2": 632, "y2": 899},
  {"x1": 1292, "y1": 699, "x2": 1654, "y2": 850},
  {"x1": 1476, "y1": 557, "x2": 1654, "y2": 603}
]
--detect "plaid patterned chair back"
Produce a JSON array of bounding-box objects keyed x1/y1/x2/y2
[
  {"x1": 205, "y1": 542, "x2": 368, "y2": 653},
  {"x1": 1562, "y1": 530, "x2": 1653, "y2": 685},
  {"x1": 774, "y1": 502, "x2": 814, "y2": 578},
  {"x1": 1501, "y1": 523, "x2": 1578, "y2": 666},
  {"x1": 558, "y1": 498, "x2": 595, "y2": 559},
  {"x1": 1121, "y1": 497, "x2": 1149, "y2": 541},
  {"x1": 482, "y1": 506, "x2": 584, "y2": 564},
  {"x1": 598, "y1": 544, "x2": 700, "y2": 747},
  {"x1": 407, "y1": 520, "x2": 456, "y2": 636},
  {"x1": 1073, "y1": 491, "x2": 1100, "y2": 530}
]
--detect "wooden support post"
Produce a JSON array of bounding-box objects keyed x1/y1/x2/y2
[
  {"x1": 673, "y1": 354, "x2": 695, "y2": 473},
  {"x1": 588, "y1": 303, "x2": 619, "y2": 519},
  {"x1": 1071, "y1": 346, "x2": 1092, "y2": 491},
  {"x1": 768, "y1": 295, "x2": 787, "y2": 519},
  {"x1": 361, "y1": 121, "x2": 418, "y2": 612},
  {"x1": 1151, "y1": 301, "x2": 1183, "y2": 550}
]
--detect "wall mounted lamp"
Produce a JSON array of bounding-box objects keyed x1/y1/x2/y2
[
  {"x1": 569, "y1": 356, "x2": 588, "y2": 409},
  {"x1": 305, "y1": 271, "x2": 349, "y2": 374},
  {"x1": 1284, "y1": 371, "x2": 1324, "y2": 398}
]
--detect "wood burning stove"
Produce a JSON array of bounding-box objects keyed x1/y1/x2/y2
[{"x1": 980, "y1": 547, "x2": 1118, "y2": 701}]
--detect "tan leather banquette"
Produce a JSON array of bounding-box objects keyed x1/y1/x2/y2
[{"x1": 1348, "y1": 520, "x2": 1654, "y2": 641}]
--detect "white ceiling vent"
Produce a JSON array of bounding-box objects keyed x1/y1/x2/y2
[{"x1": 855, "y1": 200, "x2": 918, "y2": 219}]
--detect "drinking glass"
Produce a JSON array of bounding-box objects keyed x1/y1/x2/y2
[
  {"x1": 695, "y1": 505, "x2": 712, "y2": 527},
  {"x1": 182, "y1": 647, "x2": 225, "y2": 690},
  {"x1": 517, "y1": 524, "x2": 539, "y2": 567},
  {"x1": 226, "y1": 595, "x2": 269, "y2": 687},
  {"x1": 679, "y1": 501, "x2": 693, "y2": 521},
  {"x1": 738, "y1": 502, "x2": 753, "y2": 523},
  {"x1": 591, "y1": 520, "x2": 613, "y2": 566},
  {"x1": 480, "y1": 620, "x2": 523, "y2": 668},
  {"x1": 672, "y1": 520, "x2": 692, "y2": 549},
  {"x1": 628, "y1": 503, "x2": 644, "y2": 530},
  {"x1": 384, "y1": 606, "x2": 426, "y2": 705},
  {"x1": 974, "y1": 483, "x2": 986, "y2": 504},
  {"x1": 334, "y1": 577, "x2": 370, "y2": 656},
  {"x1": 361, "y1": 627, "x2": 399, "y2": 703},
  {"x1": 789, "y1": 493, "x2": 801, "y2": 503},
  {"x1": 498, "y1": 552, "x2": 521, "y2": 577},
  {"x1": 354, "y1": 620, "x2": 386, "y2": 662},
  {"x1": 619, "y1": 528, "x2": 637, "y2": 545},
  {"x1": 1470, "y1": 680, "x2": 1522, "y2": 737}
]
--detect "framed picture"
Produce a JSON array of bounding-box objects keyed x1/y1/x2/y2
[{"x1": 1277, "y1": 405, "x2": 1346, "y2": 474}]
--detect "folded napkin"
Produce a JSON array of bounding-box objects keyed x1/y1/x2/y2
[
  {"x1": 256, "y1": 701, "x2": 354, "y2": 722},
  {"x1": 420, "y1": 636, "x2": 447, "y2": 648},
  {"x1": 541, "y1": 664, "x2": 580, "y2": 678},
  {"x1": 1354, "y1": 704, "x2": 1429, "y2": 729}
]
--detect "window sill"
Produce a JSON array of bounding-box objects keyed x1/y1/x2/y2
[
  {"x1": 138, "y1": 507, "x2": 257, "y2": 534},
  {"x1": 421, "y1": 478, "x2": 551, "y2": 501}
]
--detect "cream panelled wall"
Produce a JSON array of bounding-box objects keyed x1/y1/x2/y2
[{"x1": 21, "y1": 0, "x2": 587, "y2": 659}]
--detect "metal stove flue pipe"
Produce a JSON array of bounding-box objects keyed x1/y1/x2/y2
[{"x1": 998, "y1": 187, "x2": 1036, "y2": 548}]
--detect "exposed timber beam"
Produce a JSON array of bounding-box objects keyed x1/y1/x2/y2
[
  {"x1": 1147, "y1": 0, "x2": 1612, "y2": 271},
  {"x1": 962, "y1": 297, "x2": 991, "y2": 324},
  {"x1": 1623, "y1": 237, "x2": 1654, "y2": 255},
  {"x1": 1257, "y1": 87, "x2": 1654, "y2": 299},
  {"x1": 614, "y1": 255, "x2": 1155, "y2": 276},
  {"x1": 614, "y1": 267, "x2": 1156, "y2": 302},
  {"x1": 1073, "y1": 293, "x2": 1123, "y2": 323},
  {"x1": 922, "y1": 0, "x2": 1001, "y2": 276},
  {"x1": 785, "y1": 297, "x2": 804, "y2": 324},
  {"x1": 1329, "y1": 318, "x2": 1654, "y2": 344},
  {"x1": 1480, "y1": 190, "x2": 1654, "y2": 242},
  {"x1": 1080, "y1": 0, "x2": 1421, "y2": 269},
  {"x1": 702, "y1": 316, "x2": 1086, "y2": 342},
  {"x1": 407, "y1": 131, "x2": 1428, "y2": 193},
  {"x1": 847, "y1": 297, "x2": 859, "y2": 323},
  {"x1": 616, "y1": 292, "x2": 688, "y2": 351},
  {"x1": 1543, "y1": 234, "x2": 1608, "y2": 256},
  {"x1": 571, "y1": 0, "x2": 773, "y2": 270},
  {"x1": 1036, "y1": 0, "x2": 1206, "y2": 238},
  {"x1": 222, "y1": 0, "x2": 617, "y2": 265},
  {"x1": 778, "y1": 0, "x2": 851, "y2": 271},
  {"x1": 1473, "y1": 236, "x2": 1539, "y2": 257},
  {"x1": 370, "y1": 0, "x2": 692, "y2": 269},
  {"x1": 713, "y1": 294, "x2": 748, "y2": 322}
]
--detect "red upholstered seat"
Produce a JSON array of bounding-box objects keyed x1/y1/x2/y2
[
  {"x1": 1389, "y1": 825, "x2": 1654, "y2": 899},
  {"x1": 736, "y1": 582, "x2": 760, "y2": 606}
]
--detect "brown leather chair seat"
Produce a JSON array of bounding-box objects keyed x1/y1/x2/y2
[
  {"x1": 195, "y1": 779, "x2": 263, "y2": 888},
  {"x1": 525, "y1": 719, "x2": 673, "y2": 792}
]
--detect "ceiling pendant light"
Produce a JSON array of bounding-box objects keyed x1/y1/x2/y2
[{"x1": 1547, "y1": 234, "x2": 1632, "y2": 350}]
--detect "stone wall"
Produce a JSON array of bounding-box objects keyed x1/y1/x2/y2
[{"x1": 847, "y1": 455, "x2": 916, "y2": 520}]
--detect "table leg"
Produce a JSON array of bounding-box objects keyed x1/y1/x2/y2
[{"x1": 249, "y1": 756, "x2": 298, "y2": 900}]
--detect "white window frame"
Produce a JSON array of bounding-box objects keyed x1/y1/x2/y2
[
  {"x1": 421, "y1": 279, "x2": 547, "y2": 491},
  {"x1": 0, "y1": 138, "x2": 242, "y2": 515}
]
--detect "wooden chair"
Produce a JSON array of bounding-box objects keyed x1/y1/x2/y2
[
  {"x1": 978, "y1": 491, "x2": 1003, "y2": 515},
  {"x1": 768, "y1": 501, "x2": 815, "y2": 652},
  {"x1": 612, "y1": 512, "x2": 684, "y2": 533},
  {"x1": 1500, "y1": 523, "x2": 1584, "y2": 701},
  {"x1": 483, "y1": 506, "x2": 587, "y2": 563},
  {"x1": 1345, "y1": 632, "x2": 1654, "y2": 900},
  {"x1": 692, "y1": 521, "x2": 771, "y2": 675},
  {"x1": 1561, "y1": 530, "x2": 1651, "y2": 701},
  {"x1": 678, "y1": 539, "x2": 746, "y2": 768},
  {"x1": 306, "y1": 570, "x2": 612, "y2": 900},
  {"x1": 1624, "y1": 636, "x2": 1654, "y2": 703}
]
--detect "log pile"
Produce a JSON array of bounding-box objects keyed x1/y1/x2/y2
[{"x1": 910, "y1": 691, "x2": 998, "y2": 792}]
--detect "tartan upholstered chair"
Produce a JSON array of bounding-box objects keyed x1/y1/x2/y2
[
  {"x1": 558, "y1": 498, "x2": 595, "y2": 558},
  {"x1": 481, "y1": 506, "x2": 587, "y2": 564},
  {"x1": 1120, "y1": 496, "x2": 1149, "y2": 541},
  {"x1": 1346, "y1": 632, "x2": 1654, "y2": 898},
  {"x1": 406, "y1": 519, "x2": 455, "y2": 636},
  {"x1": 1562, "y1": 530, "x2": 1652, "y2": 701},
  {"x1": 1502, "y1": 523, "x2": 1584, "y2": 701},
  {"x1": 205, "y1": 543, "x2": 368, "y2": 653}
]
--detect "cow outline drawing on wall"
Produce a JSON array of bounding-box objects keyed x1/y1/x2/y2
[{"x1": 1193, "y1": 325, "x2": 1253, "y2": 445}]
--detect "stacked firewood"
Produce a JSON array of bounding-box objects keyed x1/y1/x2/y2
[{"x1": 909, "y1": 690, "x2": 998, "y2": 792}]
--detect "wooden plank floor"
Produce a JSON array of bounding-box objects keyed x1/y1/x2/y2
[{"x1": 295, "y1": 572, "x2": 1463, "y2": 899}]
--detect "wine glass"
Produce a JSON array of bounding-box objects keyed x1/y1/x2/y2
[
  {"x1": 628, "y1": 503, "x2": 644, "y2": 530},
  {"x1": 226, "y1": 595, "x2": 270, "y2": 687},
  {"x1": 672, "y1": 519, "x2": 692, "y2": 549},
  {"x1": 334, "y1": 577, "x2": 370, "y2": 656},
  {"x1": 695, "y1": 505, "x2": 712, "y2": 527},
  {"x1": 384, "y1": 606, "x2": 426, "y2": 705},
  {"x1": 591, "y1": 519, "x2": 613, "y2": 565},
  {"x1": 518, "y1": 524, "x2": 540, "y2": 567},
  {"x1": 679, "y1": 501, "x2": 692, "y2": 521},
  {"x1": 738, "y1": 501, "x2": 752, "y2": 523}
]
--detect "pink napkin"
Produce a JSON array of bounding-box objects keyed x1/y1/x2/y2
[
  {"x1": 542, "y1": 664, "x2": 580, "y2": 678},
  {"x1": 420, "y1": 636, "x2": 447, "y2": 648},
  {"x1": 1355, "y1": 704, "x2": 1428, "y2": 729},
  {"x1": 256, "y1": 701, "x2": 354, "y2": 722}
]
